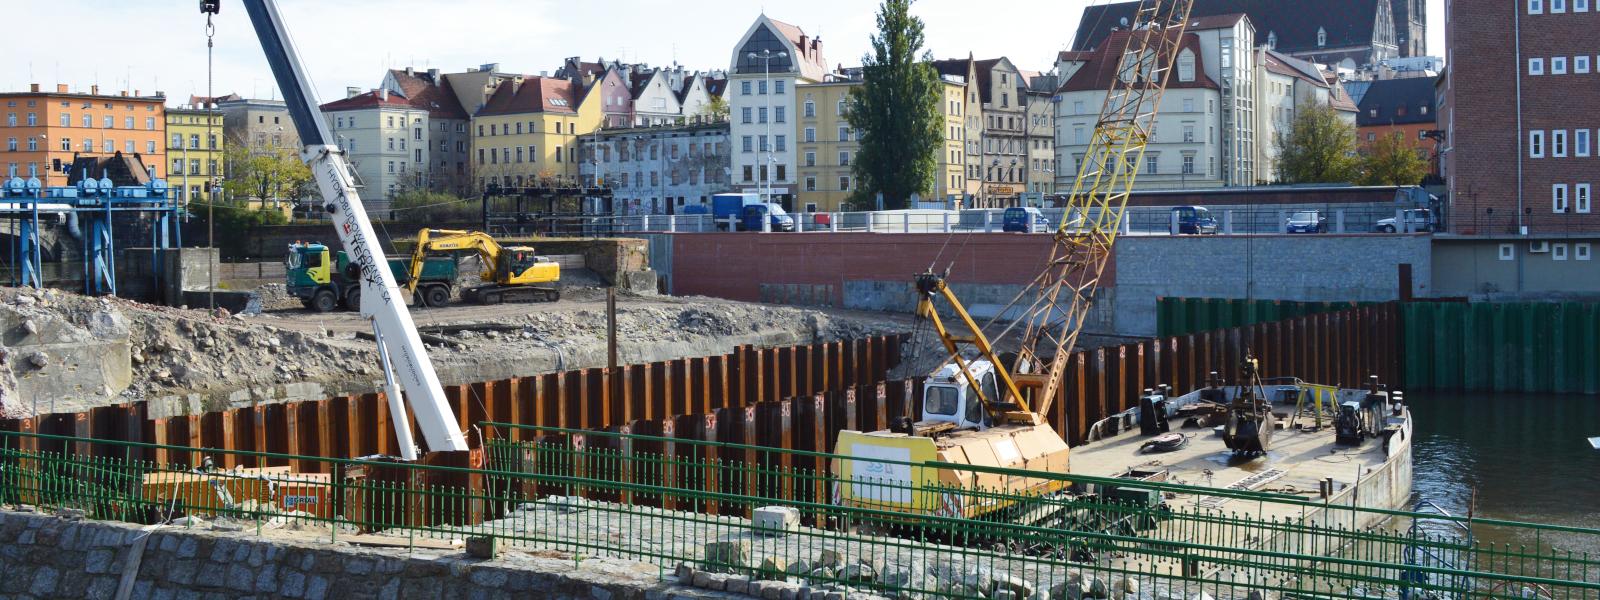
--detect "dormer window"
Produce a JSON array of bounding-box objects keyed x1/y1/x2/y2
[
  {"x1": 1177, "y1": 49, "x2": 1196, "y2": 82},
  {"x1": 1317, "y1": 27, "x2": 1327, "y2": 47},
  {"x1": 1266, "y1": 32, "x2": 1277, "y2": 49}
]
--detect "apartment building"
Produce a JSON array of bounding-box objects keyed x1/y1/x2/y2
[
  {"x1": 1, "y1": 84, "x2": 166, "y2": 188},
  {"x1": 472, "y1": 76, "x2": 602, "y2": 189},
  {"x1": 727, "y1": 14, "x2": 830, "y2": 210},
  {"x1": 164, "y1": 104, "x2": 224, "y2": 206},
  {"x1": 579, "y1": 122, "x2": 731, "y2": 215},
  {"x1": 382, "y1": 67, "x2": 473, "y2": 195},
  {"x1": 1256, "y1": 48, "x2": 1361, "y2": 181},
  {"x1": 321, "y1": 89, "x2": 429, "y2": 213}
]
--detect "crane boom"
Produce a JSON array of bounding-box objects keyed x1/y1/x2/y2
[{"x1": 216, "y1": 0, "x2": 468, "y2": 457}]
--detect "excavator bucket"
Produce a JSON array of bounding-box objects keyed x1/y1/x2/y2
[{"x1": 1223, "y1": 410, "x2": 1275, "y2": 454}]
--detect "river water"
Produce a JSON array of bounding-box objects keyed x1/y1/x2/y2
[{"x1": 1409, "y1": 392, "x2": 1600, "y2": 553}]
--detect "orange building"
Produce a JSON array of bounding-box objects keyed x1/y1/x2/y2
[
  {"x1": 1355, "y1": 77, "x2": 1439, "y2": 168},
  {"x1": 1, "y1": 83, "x2": 167, "y2": 188}
]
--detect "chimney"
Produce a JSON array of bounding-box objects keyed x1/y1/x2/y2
[
  {"x1": 428, "y1": 68, "x2": 440, "y2": 80},
  {"x1": 30, "y1": 83, "x2": 40, "y2": 93},
  {"x1": 134, "y1": 89, "x2": 141, "y2": 96},
  {"x1": 120, "y1": 91, "x2": 129, "y2": 97},
  {"x1": 405, "y1": 66, "x2": 414, "y2": 76},
  {"x1": 347, "y1": 86, "x2": 361, "y2": 99},
  {"x1": 91, "y1": 84, "x2": 99, "y2": 95},
  {"x1": 57, "y1": 84, "x2": 69, "y2": 93},
  {"x1": 379, "y1": 88, "x2": 388, "y2": 101}
]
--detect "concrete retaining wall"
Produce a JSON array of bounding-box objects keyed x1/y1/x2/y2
[
  {"x1": 1109, "y1": 235, "x2": 1431, "y2": 336},
  {"x1": 0, "y1": 509, "x2": 730, "y2": 600}
]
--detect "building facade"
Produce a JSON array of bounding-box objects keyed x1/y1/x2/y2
[
  {"x1": 728, "y1": 15, "x2": 830, "y2": 210},
  {"x1": 164, "y1": 105, "x2": 224, "y2": 207},
  {"x1": 471, "y1": 76, "x2": 602, "y2": 189},
  {"x1": 1442, "y1": 0, "x2": 1598, "y2": 235},
  {"x1": 1355, "y1": 76, "x2": 1438, "y2": 173},
  {"x1": 579, "y1": 122, "x2": 731, "y2": 215},
  {"x1": 321, "y1": 89, "x2": 430, "y2": 213},
  {"x1": 382, "y1": 67, "x2": 473, "y2": 195},
  {"x1": 932, "y1": 57, "x2": 986, "y2": 202},
  {"x1": 1075, "y1": 0, "x2": 1403, "y2": 71},
  {"x1": 218, "y1": 98, "x2": 300, "y2": 152},
  {"x1": 1256, "y1": 48, "x2": 1360, "y2": 182},
  {"x1": 975, "y1": 58, "x2": 1028, "y2": 206},
  {"x1": 1, "y1": 84, "x2": 166, "y2": 188},
  {"x1": 794, "y1": 79, "x2": 860, "y2": 212}
]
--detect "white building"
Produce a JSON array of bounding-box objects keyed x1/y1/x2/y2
[
  {"x1": 727, "y1": 14, "x2": 830, "y2": 210},
  {"x1": 320, "y1": 89, "x2": 429, "y2": 214},
  {"x1": 579, "y1": 122, "x2": 732, "y2": 215},
  {"x1": 1054, "y1": 14, "x2": 1259, "y2": 190},
  {"x1": 1255, "y1": 48, "x2": 1359, "y2": 181}
]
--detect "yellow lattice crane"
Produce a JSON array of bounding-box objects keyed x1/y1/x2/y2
[{"x1": 832, "y1": 0, "x2": 1196, "y2": 521}]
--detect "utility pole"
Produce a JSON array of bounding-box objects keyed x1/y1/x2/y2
[{"x1": 749, "y1": 49, "x2": 787, "y2": 207}]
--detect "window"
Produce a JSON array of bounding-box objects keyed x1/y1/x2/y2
[
  {"x1": 1578, "y1": 183, "x2": 1593, "y2": 213},
  {"x1": 1529, "y1": 0, "x2": 1544, "y2": 12},
  {"x1": 60, "y1": 113, "x2": 69, "y2": 126},
  {"x1": 1182, "y1": 98, "x2": 1194, "y2": 113},
  {"x1": 1183, "y1": 124, "x2": 1195, "y2": 142},
  {"x1": 82, "y1": 114, "x2": 92, "y2": 128},
  {"x1": 146, "y1": 117, "x2": 155, "y2": 130},
  {"x1": 759, "y1": 107, "x2": 768, "y2": 123},
  {"x1": 4, "y1": 138, "x2": 13, "y2": 152},
  {"x1": 1553, "y1": 0, "x2": 1566, "y2": 11},
  {"x1": 190, "y1": 159, "x2": 200, "y2": 175},
  {"x1": 1317, "y1": 27, "x2": 1327, "y2": 47},
  {"x1": 26, "y1": 138, "x2": 36, "y2": 151},
  {"x1": 1182, "y1": 155, "x2": 1195, "y2": 174},
  {"x1": 1579, "y1": 0, "x2": 1591, "y2": 11},
  {"x1": 1577, "y1": 56, "x2": 1592, "y2": 74},
  {"x1": 1499, "y1": 243, "x2": 1516, "y2": 261},
  {"x1": 742, "y1": 165, "x2": 753, "y2": 181},
  {"x1": 171, "y1": 158, "x2": 183, "y2": 175},
  {"x1": 1552, "y1": 56, "x2": 1568, "y2": 74},
  {"x1": 4, "y1": 114, "x2": 12, "y2": 126},
  {"x1": 1530, "y1": 130, "x2": 1545, "y2": 157},
  {"x1": 741, "y1": 81, "x2": 752, "y2": 95},
  {"x1": 775, "y1": 80, "x2": 786, "y2": 94},
  {"x1": 1177, "y1": 50, "x2": 1196, "y2": 82},
  {"x1": 102, "y1": 115, "x2": 113, "y2": 128},
  {"x1": 839, "y1": 126, "x2": 851, "y2": 142},
  {"x1": 742, "y1": 136, "x2": 753, "y2": 153},
  {"x1": 839, "y1": 176, "x2": 851, "y2": 191},
  {"x1": 839, "y1": 151, "x2": 850, "y2": 166},
  {"x1": 1146, "y1": 155, "x2": 1158, "y2": 174},
  {"x1": 775, "y1": 106, "x2": 786, "y2": 123},
  {"x1": 804, "y1": 101, "x2": 816, "y2": 118},
  {"x1": 1529, "y1": 58, "x2": 1545, "y2": 75},
  {"x1": 805, "y1": 128, "x2": 816, "y2": 142},
  {"x1": 102, "y1": 139, "x2": 113, "y2": 152},
  {"x1": 60, "y1": 138, "x2": 71, "y2": 151},
  {"x1": 1073, "y1": 100, "x2": 1085, "y2": 115},
  {"x1": 759, "y1": 135, "x2": 768, "y2": 152},
  {"x1": 1553, "y1": 183, "x2": 1569, "y2": 212},
  {"x1": 758, "y1": 80, "x2": 768, "y2": 95},
  {"x1": 742, "y1": 107, "x2": 752, "y2": 124},
  {"x1": 1577, "y1": 129, "x2": 1591, "y2": 157},
  {"x1": 775, "y1": 135, "x2": 786, "y2": 152},
  {"x1": 1073, "y1": 126, "x2": 1086, "y2": 145},
  {"x1": 1553, "y1": 130, "x2": 1567, "y2": 157},
  {"x1": 388, "y1": 161, "x2": 396, "y2": 174},
  {"x1": 1554, "y1": 244, "x2": 1569, "y2": 261},
  {"x1": 1576, "y1": 243, "x2": 1594, "y2": 260},
  {"x1": 805, "y1": 176, "x2": 817, "y2": 191}
]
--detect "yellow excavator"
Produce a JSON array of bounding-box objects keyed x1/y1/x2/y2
[
  {"x1": 831, "y1": 0, "x2": 1194, "y2": 522},
  {"x1": 406, "y1": 229, "x2": 561, "y2": 305}
]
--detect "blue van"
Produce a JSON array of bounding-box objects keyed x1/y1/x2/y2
[
  {"x1": 1172, "y1": 205, "x2": 1219, "y2": 235},
  {"x1": 1003, "y1": 207, "x2": 1049, "y2": 233}
]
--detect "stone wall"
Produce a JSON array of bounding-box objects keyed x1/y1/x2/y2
[
  {"x1": 0, "y1": 509, "x2": 734, "y2": 600},
  {"x1": 1109, "y1": 234, "x2": 1432, "y2": 336}
]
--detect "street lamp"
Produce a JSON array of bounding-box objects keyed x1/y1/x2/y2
[{"x1": 748, "y1": 49, "x2": 788, "y2": 207}]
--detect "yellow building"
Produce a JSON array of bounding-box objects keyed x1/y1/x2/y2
[
  {"x1": 795, "y1": 76, "x2": 968, "y2": 212},
  {"x1": 472, "y1": 76, "x2": 602, "y2": 189},
  {"x1": 164, "y1": 105, "x2": 224, "y2": 209}
]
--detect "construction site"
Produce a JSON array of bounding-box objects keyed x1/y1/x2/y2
[{"x1": 1, "y1": 1, "x2": 1598, "y2": 599}]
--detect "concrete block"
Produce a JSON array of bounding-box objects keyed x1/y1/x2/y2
[
  {"x1": 465, "y1": 536, "x2": 500, "y2": 559},
  {"x1": 701, "y1": 540, "x2": 750, "y2": 573},
  {"x1": 751, "y1": 506, "x2": 800, "y2": 536}
]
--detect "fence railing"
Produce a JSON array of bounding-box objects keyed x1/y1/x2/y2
[
  {"x1": 491, "y1": 206, "x2": 1433, "y2": 238},
  {"x1": 2, "y1": 428, "x2": 1595, "y2": 600}
]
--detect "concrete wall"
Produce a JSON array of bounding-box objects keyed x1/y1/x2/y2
[
  {"x1": 1113, "y1": 234, "x2": 1431, "y2": 335},
  {"x1": 1432, "y1": 236, "x2": 1600, "y2": 300},
  {"x1": 0, "y1": 509, "x2": 724, "y2": 600}
]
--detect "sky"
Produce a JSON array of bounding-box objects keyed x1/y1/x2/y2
[{"x1": 4, "y1": 0, "x2": 1446, "y2": 105}]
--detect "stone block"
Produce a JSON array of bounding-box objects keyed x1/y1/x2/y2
[
  {"x1": 757, "y1": 557, "x2": 788, "y2": 580},
  {"x1": 85, "y1": 548, "x2": 116, "y2": 574},
  {"x1": 167, "y1": 560, "x2": 199, "y2": 586},
  {"x1": 817, "y1": 549, "x2": 844, "y2": 568},
  {"x1": 465, "y1": 536, "x2": 500, "y2": 559},
  {"x1": 469, "y1": 568, "x2": 509, "y2": 588},
  {"x1": 281, "y1": 570, "x2": 307, "y2": 598},
  {"x1": 305, "y1": 575, "x2": 330, "y2": 600},
  {"x1": 254, "y1": 564, "x2": 280, "y2": 593},
  {"x1": 30, "y1": 566, "x2": 59, "y2": 596},
  {"x1": 701, "y1": 539, "x2": 750, "y2": 573},
  {"x1": 227, "y1": 565, "x2": 255, "y2": 592},
  {"x1": 751, "y1": 506, "x2": 800, "y2": 536},
  {"x1": 725, "y1": 577, "x2": 751, "y2": 595},
  {"x1": 87, "y1": 576, "x2": 119, "y2": 599}
]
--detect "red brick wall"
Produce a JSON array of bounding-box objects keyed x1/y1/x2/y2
[
  {"x1": 1447, "y1": 0, "x2": 1600, "y2": 235},
  {"x1": 670, "y1": 233, "x2": 1109, "y2": 304}
]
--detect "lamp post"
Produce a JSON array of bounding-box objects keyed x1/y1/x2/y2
[{"x1": 748, "y1": 49, "x2": 788, "y2": 207}]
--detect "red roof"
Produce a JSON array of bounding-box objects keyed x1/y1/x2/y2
[
  {"x1": 1058, "y1": 30, "x2": 1220, "y2": 93},
  {"x1": 477, "y1": 77, "x2": 579, "y2": 116},
  {"x1": 1056, "y1": 51, "x2": 1094, "y2": 62},
  {"x1": 320, "y1": 90, "x2": 414, "y2": 112},
  {"x1": 386, "y1": 69, "x2": 470, "y2": 120}
]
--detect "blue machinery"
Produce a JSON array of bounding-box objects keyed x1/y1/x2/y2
[{"x1": 0, "y1": 175, "x2": 182, "y2": 296}]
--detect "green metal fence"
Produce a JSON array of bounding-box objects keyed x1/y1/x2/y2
[
  {"x1": 2, "y1": 428, "x2": 1597, "y2": 599},
  {"x1": 1157, "y1": 298, "x2": 1376, "y2": 338},
  {"x1": 1403, "y1": 302, "x2": 1600, "y2": 394}
]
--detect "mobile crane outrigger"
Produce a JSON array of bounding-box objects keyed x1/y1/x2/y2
[{"x1": 200, "y1": 0, "x2": 467, "y2": 460}]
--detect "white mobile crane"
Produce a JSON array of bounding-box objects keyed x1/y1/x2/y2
[{"x1": 202, "y1": 0, "x2": 466, "y2": 460}]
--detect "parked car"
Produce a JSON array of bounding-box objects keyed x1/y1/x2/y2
[
  {"x1": 1003, "y1": 207, "x2": 1050, "y2": 233},
  {"x1": 1285, "y1": 210, "x2": 1327, "y2": 234},
  {"x1": 1374, "y1": 208, "x2": 1435, "y2": 233},
  {"x1": 1172, "y1": 206, "x2": 1219, "y2": 235},
  {"x1": 741, "y1": 203, "x2": 795, "y2": 232}
]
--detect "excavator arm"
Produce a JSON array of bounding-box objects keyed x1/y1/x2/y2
[
  {"x1": 212, "y1": 0, "x2": 467, "y2": 458},
  {"x1": 915, "y1": 272, "x2": 1037, "y2": 424},
  {"x1": 408, "y1": 229, "x2": 505, "y2": 293}
]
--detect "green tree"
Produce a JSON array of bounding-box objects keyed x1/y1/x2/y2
[
  {"x1": 222, "y1": 143, "x2": 313, "y2": 207},
  {"x1": 1358, "y1": 132, "x2": 1429, "y2": 186},
  {"x1": 389, "y1": 190, "x2": 478, "y2": 224},
  {"x1": 699, "y1": 95, "x2": 730, "y2": 123},
  {"x1": 846, "y1": 0, "x2": 944, "y2": 210},
  {"x1": 1274, "y1": 102, "x2": 1361, "y2": 184}
]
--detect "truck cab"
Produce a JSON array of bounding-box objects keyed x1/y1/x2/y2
[
  {"x1": 923, "y1": 361, "x2": 999, "y2": 431},
  {"x1": 497, "y1": 246, "x2": 560, "y2": 285},
  {"x1": 286, "y1": 243, "x2": 336, "y2": 309},
  {"x1": 741, "y1": 203, "x2": 795, "y2": 232}
]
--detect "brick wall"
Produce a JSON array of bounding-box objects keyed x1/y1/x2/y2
[{"x1": 1447, "y1": 0, "x2": 1600, "y2": 235}]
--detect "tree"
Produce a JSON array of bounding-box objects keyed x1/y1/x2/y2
[
  {"x1": 1274, "y1": 102, "x2": 1361, "y2": 184},
  {"x1": 846, "y1": 0, "x2": 944, "y2": 210},
  {"x1": 221, "y1": 143, "x2": 313, "y2": 207},
  {"x1": 699, "y1": 95, "x2": 730, "y2": 123},
  {"x1": 1358, "y1": 132, "x2": 1429, "y2": 186}
]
